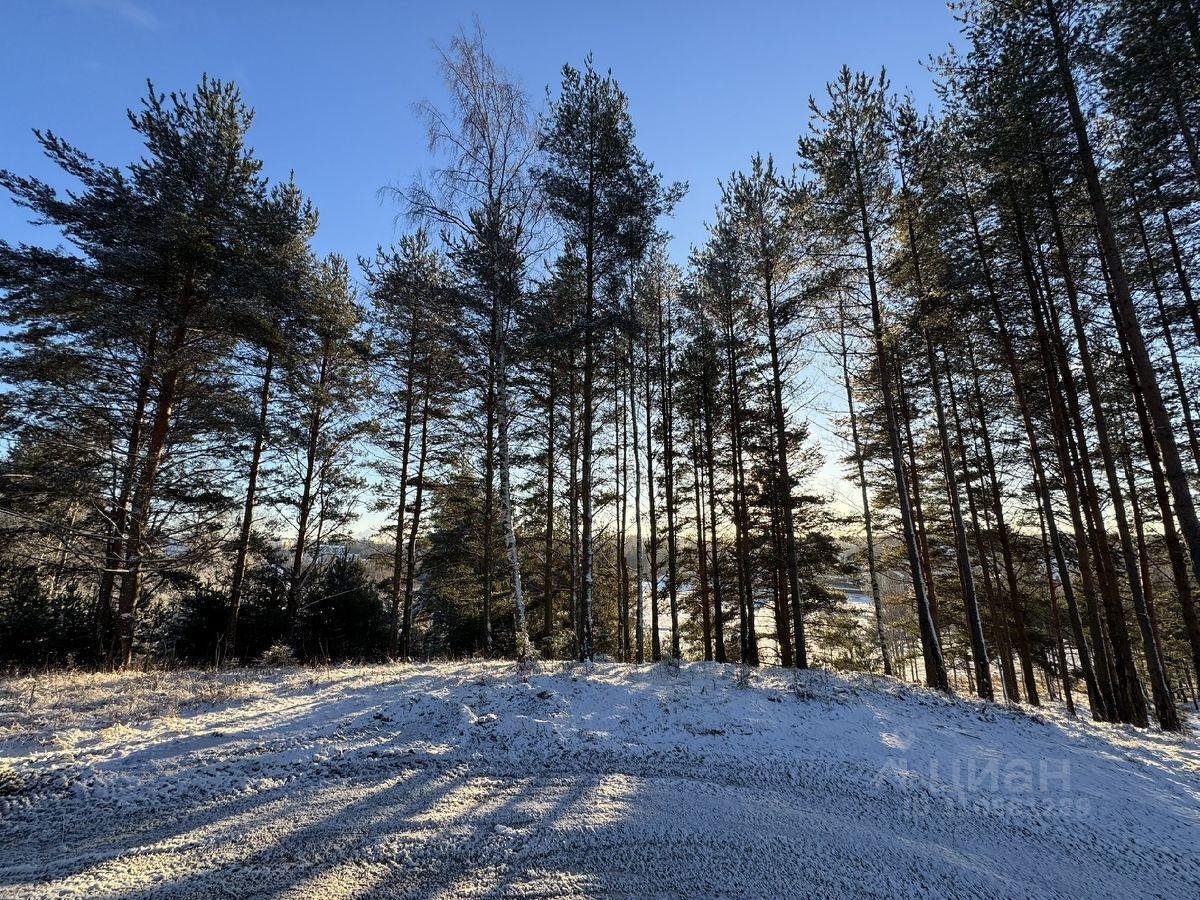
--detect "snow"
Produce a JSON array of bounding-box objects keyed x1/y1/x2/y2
[{"x1": 1, "y1": 662, "x2": 1197, "y2": 898}]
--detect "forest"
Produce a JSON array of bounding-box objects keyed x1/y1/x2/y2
[{"x1": 2, "y1": 0, "x2": 1200, "y2": 742}]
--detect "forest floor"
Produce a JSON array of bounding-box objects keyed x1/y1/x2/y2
[{"x1": 0, "y1": 661, "x2": 1197, "y2": 899}]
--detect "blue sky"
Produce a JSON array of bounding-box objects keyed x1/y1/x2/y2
[
  {"x1": 2, "y1": 0, "x2": 961, "y2": 266},
  {"x1": 1, "y1": 0, "x2": 963, "y2": 521}
]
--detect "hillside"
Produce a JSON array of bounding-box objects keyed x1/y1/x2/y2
[{"x1": 1, "y1": 662, "x2": 1197, "y2": 899}]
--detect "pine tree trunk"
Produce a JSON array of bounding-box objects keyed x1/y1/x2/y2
[
  {"x1": 387, "y1": 330, "x2": 419, "y2": 661},
  {"x1": 768, "y1": 503, "x2": 793, "y2": 668},
  {"x1": 116, "y1": 312, "x2": 190, "y2": 669},
  {"x1": 1117, "y1": 412, "x2": 1180, "y2": 730},
  {"x1": 964, "y1": 345, "x2": 1022, "y2": 702},
  {"x1": 400, "y1": 377, "x2": 432, "y2": 660},
  {"x1": 567, "y1": 363, "x2": 580, "y2": 658},
  {"x1": 284, "y1": 338, "x2": 331, "y2": 644},
  {"x1": 659, "y1": 293, "x2": 681, "y2": 659},
  {"x1": 952, "y1": 350, "x2": 1014, "y2": 700},
  {"x1": 721, "y1": 287, "x2": 758, "y2": 666},
  {"x1": 1131, "y1": 201, "x2": 1200, "y2": 470},
  {"x1": 702, "y1": 377, "x2": 727, "y2": 664},
  {"x1": 629, "y1": 322, "x2": 646, "y2": 663},
  {"x1": 225, "y1": 349, "x2": 274, "y2": 664},
  {"x1": 928, "y1": 341, "x2": 992, "y2": 700},
  {"x1": 1014, "y1": 198, "x2": 1140, "y2": 720},
  {"x1": 1126, "y1": 337, "x2": 1200, "y2": 687},
  {"x1": 98, "y1": 328, "x2": 156, "y2": 664},
  {"x1": 543, "y1": 366, "x2": 557, "y2": 651},
  {"x1": 958, "y1": 184, "x2": 1103, "y2": 713},
  {"x1": 762, "y1": 268, "x2": 807, "y2": 669},
  {"x1": 1046, "y1": 0, "x2": 1200, "y2": 601},
  {"x1": 895, "y1": 365, "x2": 941, "y2": 636},
  {"x1": 482, "y1": 351, "x2": 496, "y2": 656},
  {"x1": 579, "y1": 232, "x2": 596, "y2": 663},
  {"x1": 1013, "y1": 200, "x2": 1145, "y2": 716},
  {"x1": 1155, "y1": 194, "x2": 1200, "y2": 347},
  {"x1": 1038, "y1": 500, "x2": 1076, "y2": 716},
  {"x1": 1039, "y1": 175, "x2": 1176, "y2": 728},
  {"x1": 644, "y1": 333, "x2": 661, "y2": 662},
  {"x1": 852, "y1": 149, "x2": 946, "y2": 690},
  {"x1": 893, "y1": 179, "x2": 951, "y2": 633},
  {"x1": 691, "y1": 417, "x2": 713, "y2": 661},
  {"x1": 839, "y1": 301, "x2": 892, "y2": 676},
  {"x1": 615, "y1": 363, "x2": 628, "y2": 661},
  {"x1": 1107, "y1": 326, "x2": 1184, "y2": 730}
]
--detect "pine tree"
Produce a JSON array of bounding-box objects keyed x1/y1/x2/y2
[
  {"x1": 800, "y1": 68, "x2": 950, "y2": 691},
  {"x1": 0, "y1": 77, "x2": 313, "y2": 667},
  {"x1": 275, "y1": 255, "x2": 372, "y2": 651},
  {"x1": 538, "y1": 57, "x2": 680, "y2": 660}
]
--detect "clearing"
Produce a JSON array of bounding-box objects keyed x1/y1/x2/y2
[{"x1": 1, "y1": 661, "x2": 1197, "y2": 898}]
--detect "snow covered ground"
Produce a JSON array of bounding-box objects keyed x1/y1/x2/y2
[{"x1": 1, "y1": 662, "x2": 1197, "y2": 899}]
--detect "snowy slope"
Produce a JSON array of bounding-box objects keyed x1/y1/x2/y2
[{"x1": 0, "y1": 662, "x2": 1197, "y2": 899}]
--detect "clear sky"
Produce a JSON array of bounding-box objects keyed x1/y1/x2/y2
[
  {"x1": 2, "y1": 0, "x2": 961, "y2": 262},
  {"x1": 1, "y1": 0, "x2": 964, "y2": 525}
]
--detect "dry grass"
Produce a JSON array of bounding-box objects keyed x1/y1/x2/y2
[{"x1": 0, "y1": 667, "x2": 277, "y2": 747}]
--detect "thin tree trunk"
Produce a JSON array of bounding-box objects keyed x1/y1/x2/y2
[
  {"x1": 839, "y1": 300, "x2": 892, "y2": 676},
  {"x1": 1156, "y1": 192, "x2": 1200, "y2": 347},
  {"x1": 1107, "y1": 323, "x2": 1184, "y2": 730},
  {"x1": 769, "y1": 502, "x2": 792, "y2": 668},
  {"x1": 387, "y1": 329, "x2": 419, "y2": 661},
  {"x1": 615, "y1": 361, "x2": 628, "y2": 661},
  {"x1": 1038, "y1": 498, "x2": 1076, "y2": 716},
  {"x1": 762, "y1": 266, "x2": 806, "y2": 669},
  {"x1": 577, "y1": 154, "x2": 599, "y2": 663},
  {"x1": 721, "y1": 284, "x2": 758, "y2": 666},
  {"x1": 1015, "y1": 198, "x2": 1137, "y2": 720},
  {"x1": 1127, "y1": 330, "x2": 1200, "y2": 686},
  {"x1": 543, "y1": 366, "x2": 557, "y2": 650},
  {"x1": 1117, "y1": 412, "x2": 1178, "y2": 730},
  {"x1": 482, "y1": 347, "x2": 496, "y2": 656},
  {"x1": 225, "y1": 349, "x2": 274, "y2": 663},
  {"x1": 567, "y1": 363, "x2": 580, "y2": 658},
  {"x1": 894, "y1": 166, "x2": 951, "y2": 630},
  {"x1": 660, "y1": 290, "x2": 681, "y2": 659},
  {"x1": 691, "y1": 417, "x2": 712, "y2": 661},
  {"x1": 951, "y1": 353, "x2": 1012, "y2": 701},
  {"x1": 957, "y1": 182, "x2": 1101, "y2": 713},
  {"x1": 852, "y1": 148, "x2": 946, "y2": 690},
  {"x1": 1037, "y1": 177, "x2": 1175, "y2": 728},
  {"x1": 895, "y1": 364, "x2": 940, "y2": 635},
  {"x1": 1131, "y1": 200, "x2": 1200, "y2": 471},
  {"x1": 496, "y1": 328, "x2": 529, "y2": 656},
  {"x1": 629, "y1": 322, "x2": 646, "y2": 663},
  {"x1": 285, "y1": 338, "x2": 331, "y2": 643},
  {"x1": 965, "y1": 346, "x2": 1021, "y2": 702},
  {"x1": 99, "y1": 327, "x2": 156, "y2": 664},
  {"x1": 400, "y1": 377, "x2": 432, "y2": 660},
  {"x1": 644, "y1": 331, "x2": 661, "y2": 662},
  {"x1": 1016, "y1": 201, "x2": 1138, "y2": 717},
  {"x1": 702, "y1": 376, "x2": 726, "y2": 664},
  {"x1": 929, "y1": 341, "x2": 992, "y2": 700}
]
